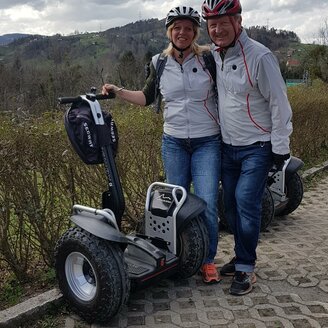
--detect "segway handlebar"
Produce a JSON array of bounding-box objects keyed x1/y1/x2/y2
[{"x1": 58, "y1": 92, "x2": 116, "y2": 105}]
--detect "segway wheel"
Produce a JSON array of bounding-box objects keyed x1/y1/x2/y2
[
  {"x1": 218, "y1": 185, "x2": 274, "y2": 232},
  {"x1": 175, "y1": 216, "x2": 209, "y2": 278},
  {"x1": 275, "y1": 172, "x2": 303, "y2": 216},
  {"x1": 54, "y1": 226, "x2": 130, "y2": 324},
  {"x1": 261, "y1": 185, "x2": 275, "y2": 230},
  {"x1": 217, "y1": 184, "x2": 231, "y2": 232}
]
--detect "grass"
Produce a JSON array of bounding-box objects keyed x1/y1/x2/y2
[
  {"x1": 0, "y1": 277, "x2": 23, "y2": 308},
  {"x1": 0, "y1": 268, "x2": 57, "y2": 310},
  {"x1": 19, "y1": 304, "x2": 72, "y2": 328}
]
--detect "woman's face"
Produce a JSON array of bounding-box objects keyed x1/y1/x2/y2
[{"x1": 171, "y1": 19, "x2": 195, "y2": 49}]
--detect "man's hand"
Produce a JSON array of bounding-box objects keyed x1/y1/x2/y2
[{"x1": 272, "y1": 153, "x2": 290, "y2": 169}]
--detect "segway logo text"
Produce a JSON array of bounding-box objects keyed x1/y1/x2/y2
[
  {"x1": 156, "y1": 194, "x2": 172, "y2": 204},
  {"x1": 83, "y1": 122, "x2": 94, "y2": 148},
  {"x1": 110, "y1": 121, "x2": 117, "y2": 143}
]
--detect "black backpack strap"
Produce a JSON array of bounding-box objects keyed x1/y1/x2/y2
[
  {"x1": 154, "y1": 53, "x2": 167, "y2": 113},
  {"x1": 202, "y1": 51, "x2": 217, "y2": 85},
  {"x1": 202, "y1": 51, "x2": 218, "y2": 109}
]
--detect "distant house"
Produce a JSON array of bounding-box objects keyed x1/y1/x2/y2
[{"x1": 286, "y1": 58, "x2": 301, "y2": 69}]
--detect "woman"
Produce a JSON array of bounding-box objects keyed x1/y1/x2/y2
[{"x1": 102, "y1": 6, "x2": 221, "y2": 284}]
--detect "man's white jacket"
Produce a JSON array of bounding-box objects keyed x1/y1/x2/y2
[{"x1": 212, "y1": 29, "x2": 293, "y2": 155}]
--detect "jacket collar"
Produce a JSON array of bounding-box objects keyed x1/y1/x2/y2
[{"x1": 212, "y1": 28, "x2": 248, "y2": 57}]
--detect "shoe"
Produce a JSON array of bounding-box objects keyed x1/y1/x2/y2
[
  {"x1": 220, "y1": 257, "x2": 236, "y2": 276},
  {"x1": 229, "y1": 271, "x2": 257, "y2": 296},
  {"x1": 201, "y1": 263, "x2": 221, "y2": 284}
]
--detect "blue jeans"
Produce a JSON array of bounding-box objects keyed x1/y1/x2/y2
[
  {"x1": 222, "y1": 142, "x2": 273, "y2": 273},
  {"x1": 161, "y1": 133, "x2": 221, "y2": 263}
]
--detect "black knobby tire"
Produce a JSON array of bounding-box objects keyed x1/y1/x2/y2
[
  {"x1": 175, "y1": 216, "x2": 209, "y2": 278},
  {"x1": 218, "y1": 185, "x2": 274, "y2": 232},
  {"x1": 260, "y1": 185, "x2": 275, "y2": 230},
  {"x1": 54, "y1": 226, "x2": 130, "y2": 324},
  {"x1": 275, "y1": 172, "x2": 303, "y2": 216},
  {"x1": 218, "y1": 184, "x2": 230, "y2": 232}
]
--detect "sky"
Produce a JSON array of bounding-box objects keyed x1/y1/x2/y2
[{"x1": 0, "y1": 0, "x2": 327, "y2": 44}]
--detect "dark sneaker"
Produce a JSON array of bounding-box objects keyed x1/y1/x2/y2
[
  {"x1": 201, "y1": 263, "x2": 222, "y2": 284},
  {"x1": 220, "y1": 257, "x2": 236, "y2": 276},
  {"x1": 229, "y1": 271, "x2": 256, "y2": 296}
]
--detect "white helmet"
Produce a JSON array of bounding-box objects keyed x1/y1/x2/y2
[{"x1": 165, "y1": 6, "x2": 201, "y2": 29}]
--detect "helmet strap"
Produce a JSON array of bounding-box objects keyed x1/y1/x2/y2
[{"x1": 172, "y1": 42, "x2": 191, "y2": 58}]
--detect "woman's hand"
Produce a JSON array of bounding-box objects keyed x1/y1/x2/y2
[
  {"x1": 102, "y1": 84, "x2": 120, "y2": 95},
  {"x1": 101, "y1": 84, "x2": 146, "y2": 106}
]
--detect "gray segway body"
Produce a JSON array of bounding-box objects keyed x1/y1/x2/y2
[{"x1": 69, "y1": 182, "x2": 206, "y2": 287}]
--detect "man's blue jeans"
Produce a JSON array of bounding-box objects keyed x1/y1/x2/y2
[
  {"x1": 222, "y1": 142, "x2": 273, "y2": 273},
  {"x1": 161, "y1": 133, "x2": 221, "y2": 263}
]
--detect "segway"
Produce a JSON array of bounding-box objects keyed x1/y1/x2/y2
[{"x1": 54, "y1": 88, "x2": 209, "y2": 324}]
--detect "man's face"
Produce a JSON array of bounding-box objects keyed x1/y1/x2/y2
[{"x1": 207, "y1": 15, "x2": 241, "y2": 47}]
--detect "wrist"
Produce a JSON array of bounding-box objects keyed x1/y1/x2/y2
[{"x1": 114, "y1": 86, "x2": 125, "y2": 94}]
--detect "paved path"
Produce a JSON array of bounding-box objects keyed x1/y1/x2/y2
[
  {"x1": 1, "y1": 174, "x2": 328, "y2": 328},
  {"x1": 63, "y1": 176, "x2": 328, "y2": 328}
]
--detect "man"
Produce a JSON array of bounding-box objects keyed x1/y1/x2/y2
[{"x1": 201, "y1": 0, "x2": 293, "y2": 295}]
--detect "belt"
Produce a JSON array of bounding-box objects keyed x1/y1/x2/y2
[
  {"x1": 224, "y1": 141, "x2": 271, "y2": 147},
  {"x1": 251, "y1": 141, "x2": 271, "y2": 145}
]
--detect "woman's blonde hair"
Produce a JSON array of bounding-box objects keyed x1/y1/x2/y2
[{"x1": 163, "y1": 20, "x2": 210, "y2": 56}]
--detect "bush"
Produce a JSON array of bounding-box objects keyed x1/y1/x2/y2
[
  {"x1": 0, "y1": 105, "x2": 163, "y2": 283},
  {"x1": 288, "y1": 79, "x2": 328, "y2": 163}
]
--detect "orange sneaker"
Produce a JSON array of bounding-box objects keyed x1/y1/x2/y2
[{"x1": 201, "y1": 263, "x2": 221, "y2": 284}]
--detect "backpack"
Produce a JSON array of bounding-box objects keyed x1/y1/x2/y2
[
  {"x1": 145, "y1": 51, "x2": 217, "y2": 113},
  {"x1": 64, "y1": 99, "x2": 119, "y2": 165}
]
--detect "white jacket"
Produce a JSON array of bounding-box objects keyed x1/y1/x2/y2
[
  {"x1": 151, "y1": 52, "x2": 219, "y2": 139},
  {"x1": 212, "y1": 29, "x2": 293, "y2": 155}
]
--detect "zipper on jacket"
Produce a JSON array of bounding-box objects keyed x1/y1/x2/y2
[{"x1": 173, "y1": 57, "x2": 184, "y2": 73}]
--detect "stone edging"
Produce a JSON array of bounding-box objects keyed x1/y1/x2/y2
[
  {"x1": 301, "y1": 160, "x2": 328, "y2": 179},
  {"x1": 0, "y1": 289, "x2": 62, "y2": 328}
]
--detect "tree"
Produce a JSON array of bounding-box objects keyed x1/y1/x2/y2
[
  {"x1": 116, "y1": 51, "x2": 144, "y2": 89},
  {"x1": 302, "y1": 45, "x2": 328, "y2": 83},
  {"x1": 318, "y1": 18, "x2": 328, "y2": 45}
]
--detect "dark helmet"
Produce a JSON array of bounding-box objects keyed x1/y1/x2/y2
[
  {"x1": 201, "y1": 0, "x2": 242, "y2": 19},
  {"x1": 165, "y1": 6, "x2": 201, "y2": 29}
]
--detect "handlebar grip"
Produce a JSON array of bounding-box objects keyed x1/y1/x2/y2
[
  {"x1": 95, "y1": 92, "x2": 116, "y2": 100},
  {"x1": 58, "y1": 96, "x2": 82, "y2": 104},
  {"x1": 58, "y1": 92, "x2": 116, "y2": 105}
]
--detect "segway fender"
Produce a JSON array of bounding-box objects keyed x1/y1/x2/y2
[
  {"x1": 71, "y1": 213, "x2": 129, "y2": 244},
  {"x1": 286, "y1": 156, "x2": 304, "y2": 181},
  {"x1": 176, "y1": 193, "x2": 206, "y2": 232}
]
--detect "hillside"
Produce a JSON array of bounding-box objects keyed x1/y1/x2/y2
[
  {"x1": 0, "y1": 18, "x2": 303, "y2": 66},
  {"x1": 0, "y1": 33, "x2": 31, "y2": 45},
  {"x1": 1, "y1": 19, "x2": 320, "y2": 114}
]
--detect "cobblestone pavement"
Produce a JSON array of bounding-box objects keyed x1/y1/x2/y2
[{"x1": 57, "y1": 175, "x2": 328, "y2": 328}]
